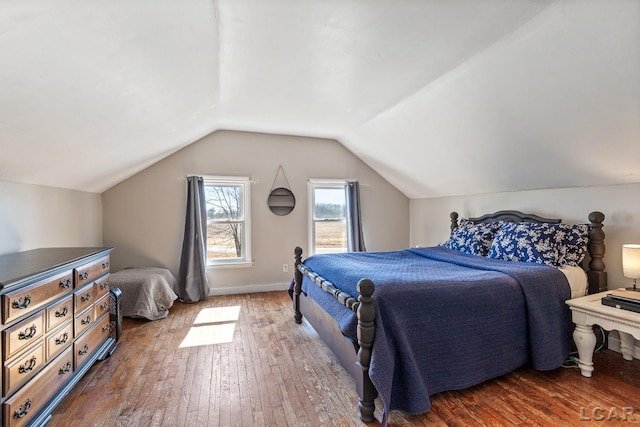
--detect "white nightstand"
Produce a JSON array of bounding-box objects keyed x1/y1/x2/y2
[{"x1": 566, "y1": 290, "x2": 640, "y2": 377}]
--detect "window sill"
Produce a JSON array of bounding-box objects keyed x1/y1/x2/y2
[{"x1": 207, "y1": 261, "x2": 254, "y2": 270}]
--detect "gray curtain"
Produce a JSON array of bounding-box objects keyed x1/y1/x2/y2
[
  {"x1": 177, "y1": 176, "x2": 209, "y2": 302},
  {"x1": 346, "y1": 181, "x2": 366, "y2": 252}
]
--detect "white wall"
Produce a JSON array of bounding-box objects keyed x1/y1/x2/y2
[
  {"x1": 101, "y1": 130, "x2": 410, "y2": 294},
  {"x1": 410, "y1": 183, "x2": 640, "y2": 290},
  {"x1": 0, "y1": 180, "x2": 103, "y2": 256}
]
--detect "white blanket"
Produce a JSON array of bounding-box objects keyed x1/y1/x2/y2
[{"x1": 110, "y1": 267, "x2": 178, "y2": 320}]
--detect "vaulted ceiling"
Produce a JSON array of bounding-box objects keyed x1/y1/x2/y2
[{"x1": 1, "y1": 0, "x2": 638, "y2": 199}]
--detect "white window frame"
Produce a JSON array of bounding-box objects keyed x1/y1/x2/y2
[
  {"x1": 203, "y1": 175, "x2": 252, "y2": 269},
  {"x1": 308, "y1": 179, "x2": 347, "y2": 256}
]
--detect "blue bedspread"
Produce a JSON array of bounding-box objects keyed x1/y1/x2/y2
[{"x1": 301, "y1": 246, "x2": 572, "y2": 424}]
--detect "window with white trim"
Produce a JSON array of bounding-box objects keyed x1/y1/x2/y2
[
  {"x1": 204, "y1": 176, "x2": 252, "y2": 267},
  {"x1": 308, "y1": 180, "x2": 347, "y2": 255}
]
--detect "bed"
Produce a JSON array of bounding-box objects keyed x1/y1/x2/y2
[
  {"x1": 109, "y1": 267, "x2": 179, "y2": 320},
  {"x1": 291, "y1": 210, "x2": 607, "y2": 425}
]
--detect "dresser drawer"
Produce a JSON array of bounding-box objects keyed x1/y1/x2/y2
[
  {"x1": 45, "y1": 321, "x2": 73, "y2": 362},
  {"x1": 73, "y1": 284, "x2": 95, "y2": 315},
  {"x1": 95, "y1": 293, "x2": 110, "y2": 319},
  {"x1": 3, "y1": 313, "x2": 45, "y2": 361},
  {"x1": 94, "y1": 274, "x2": 110, "y2": 301},
  {"x1": 3, "y1": 347, "x2": 74, "y2": 427},
  {"x1": 74, "y1": 305, "x2": 96, "y2": 338},
  {"x1": 75, "y1": 256, "x2": 110, "y2": 288},
  {"x1": 45, "y1": 296, "x2": 72, "y2": 332},
  {"x1": 74, "y1": 314, "x2": 110, "y2": 370},
  {"x1": 2, "y1": 271, "x2": 73, "y2": 325},
  {"x1": 3, "y1": 342, "x2": 45, "y2": 397}
]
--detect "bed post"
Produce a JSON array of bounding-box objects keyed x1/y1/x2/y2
[
  {"x1": 356, "y1": 278, "x2": 377, "y2": 423},
  {"x1": 450, "y1": 211, "x2": 459, "y2": 232},
  {"x1": 293, "y1": 246, "x2": 303, "y2": 324},
  {"x1": 586, "y1": 211, "x2": 607, "y2": 294}
]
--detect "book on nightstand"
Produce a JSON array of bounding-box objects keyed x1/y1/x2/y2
[{"x1": 602, "y1": 289, "x2": 640, "y2": 313}]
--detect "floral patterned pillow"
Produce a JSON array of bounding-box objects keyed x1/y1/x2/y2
[
  {"x1": 444, "y1": 219, "x2": 502, "y2": 256},
  {"x1": 487, "y1": 222, "x2": 589, "y2": 267},
  {"x1": 556, "y1": 223, "x2": 590, "y2": 266}
]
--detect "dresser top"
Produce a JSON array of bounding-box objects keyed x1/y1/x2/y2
[{"x1": 0, "y1": 247, "x2": 113, "y2": 290}]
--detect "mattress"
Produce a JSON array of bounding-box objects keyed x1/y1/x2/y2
[{"x1": 559, "y1": 264, "x2": 588, "y2": 298}]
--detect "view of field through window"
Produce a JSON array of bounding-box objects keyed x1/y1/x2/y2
[
  {"x1": 206, "y1": 184, "x2": 243, "y2": 261},
  {"x1": 315, "y1": 221, "x2": 347, "y2": 253},
  {"x1": 207, "y1": 224, "x2": 243, "y2": 260},
  {"x1": 313, "y1": 187, "x2": 347, "y2": 254}
]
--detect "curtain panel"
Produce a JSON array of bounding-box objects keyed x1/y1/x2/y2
[
  {"x1": 177, "y1": 176, "x2": 209, "y2": 302},
  {"x1": 346, "y1": 181, "x2": 366, "y2": 252}
]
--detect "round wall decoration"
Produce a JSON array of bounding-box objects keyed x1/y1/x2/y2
[
  {"x1": 268, "y1": 166, "x2": 295, "y2": 216},
  {"x1": 268, "y1": 187, "x2": 296, "y2": 216}
]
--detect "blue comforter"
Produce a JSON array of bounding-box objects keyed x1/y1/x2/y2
[{"x1": 302, "y1": 246, "x2": 572, "y2": 424}]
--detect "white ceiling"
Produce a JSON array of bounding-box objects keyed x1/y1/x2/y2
[{"x1": 1, "y1": 0, "x2": 638, "y2": 198}]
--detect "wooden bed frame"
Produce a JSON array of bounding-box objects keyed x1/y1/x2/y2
[{"x1": 292, "y1": 210, "x2": 607, "y2": 423}]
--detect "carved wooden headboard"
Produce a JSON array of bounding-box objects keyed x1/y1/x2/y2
[{"x1": 449, "y1": 210, "x2": 606, "y2": 295}]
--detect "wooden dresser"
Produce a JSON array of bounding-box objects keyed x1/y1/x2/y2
[{"x1": 0, "y1": 247, "x2": 115, "y2": 427}]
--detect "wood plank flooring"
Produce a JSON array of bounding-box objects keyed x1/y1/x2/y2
[{"x1": 50, "y1": 291, "x2": 640, "y2": 426}]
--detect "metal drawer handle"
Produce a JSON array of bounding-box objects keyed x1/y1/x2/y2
[
  {"x1": 102, "y1": 324, "x2": 110, "y2": 333},
  {"x1": 79, "y1": 271, "x2": 89, "y2": 280},
  {"x1": 100, "y1": 301, "x2": 109, "y2": 311},
  {"x1": 14, "y1": 399, "x2": 32, "y2": 419},
  {"x1": 55, "y1": 306, "x2": 69, "y2": 317},
  {"x1": 55, "y1": 332, "x2": 69, "y2": 345},
  {"x1": 100, "y1": 281, "x2": 109, "y2": 290},
  {"x1": 102, "y1": 261, "x2": 110, "y2": 269},
  {"x1": 78, "y1": 344, "x2": 89, "y2": 356},
  {"x1": 18, "y1": 325, "x2": 37, "y2": 340},
  {"x1": 12, "y1": 295, "x2": 31, "y2": 310},
  {"x1": 59, "y1": 361, "x2": 72, "y2": 375},
  {"x1": 81, "y1": 293, "x2": 92, "y2": 302},
  {"x1": 18, "y1": 356, "x2": 37, "y2": 374},
  {"x1": 81, "y1": 316, "x2": 92, "y2": 325},
  {"x1": 59, "y1": 278, "x2": 72, "y2": 288}
]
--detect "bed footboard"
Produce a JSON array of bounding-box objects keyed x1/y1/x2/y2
[{"x1": 293, "y1": 247, "x2": 378, "y2": 423}]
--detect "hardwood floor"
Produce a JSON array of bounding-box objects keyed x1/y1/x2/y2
[{"x1": 50, "y1": 291, "x2": 640, "y2": 426}]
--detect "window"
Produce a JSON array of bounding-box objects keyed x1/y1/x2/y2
[
  {"x1": 308, "y1": 180, "x2": 347, "y2": 255},
  {"x1": 204, "y1": 176, "x2": 252, "y2": 267}
]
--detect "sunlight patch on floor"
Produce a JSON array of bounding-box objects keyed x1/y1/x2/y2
[
  {"x1": 179, "y1": 305, "x2": 241, "y2": 348},
  {"x1": 194, "y1": 305, "x2": 241, "y2": 324}
]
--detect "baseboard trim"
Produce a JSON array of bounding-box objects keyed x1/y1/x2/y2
[
  {"x1": 208, "y1": 282, "x2": 290, "y2": 296},
  {"x1": 607, "y1": 333, "x2": 640, "y2": 360}
]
